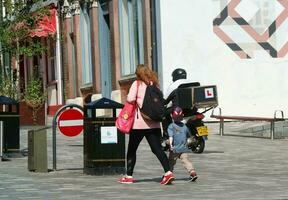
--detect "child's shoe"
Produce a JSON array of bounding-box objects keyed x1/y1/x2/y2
[
  {"x1": 188, "y1": 171, "x2": 198, "y2": 182},
  {"x1": 160, "y1": 172, "x2": 174, "y2": 185},
  {"x1": 118, "y1": 176, "x2": 134, "y2": 184}
]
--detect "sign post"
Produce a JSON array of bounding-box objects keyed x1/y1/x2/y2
[{"x1": 52, "y1": 104, "x2": 83, "y2": 171}]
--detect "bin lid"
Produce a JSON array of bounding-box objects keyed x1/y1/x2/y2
[
  {"x1": 0, "y1": 96, "x2": 18, "y2": 105},
  {"x1": 85, "y1": 97, "x2": 123, "y2": 109}
]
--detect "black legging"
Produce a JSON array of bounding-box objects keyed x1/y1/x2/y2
[{"x1": 126, "y1": 128, "x2": 170, "y2": 176}]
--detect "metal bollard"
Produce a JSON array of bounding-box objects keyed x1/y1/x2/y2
[{"x1": 0, "y1": 121, "x2": 3, "y2": 161}]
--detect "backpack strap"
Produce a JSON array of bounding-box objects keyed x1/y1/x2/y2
[
  {"x1": 136, "y1": 80, "x2": 140, "y2": 118},
  {"x1": 136, "y1": 80, "x2": 139, "y2": 95}
]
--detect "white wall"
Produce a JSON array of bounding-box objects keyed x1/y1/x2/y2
[{"x1": 158, "y1": 0, "x2": 288, "y2": 118}]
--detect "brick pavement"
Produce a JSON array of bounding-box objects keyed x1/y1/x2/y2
[{"x1": 1, "y1": 123, "x2": 288, "y2": 200}]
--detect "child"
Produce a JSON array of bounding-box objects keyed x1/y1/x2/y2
[{"x1": 167, "y1": 106, "x2": 198, "y2": 182}]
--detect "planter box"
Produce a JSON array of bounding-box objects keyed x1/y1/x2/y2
[{"x1": 19, "y1": 101, "x2": 45, "y2": 126}]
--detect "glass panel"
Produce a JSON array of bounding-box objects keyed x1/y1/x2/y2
[
  {"x1": 70, "y1": 17, "x2": 77, "y2": 96},
  {"x1": 119, "y1": 0, "x2": 144, "y2": 76},
  {"x1": 132, "y1": 0, "x2": 144, "y2": 65},
  {"x1": 80, "y1": 3, "x2": 92, "y2": 85},
  {"x1": 49, "y1": 57, "x2": 55, "y2": 81},
  {"x1": 119, "y1": 0, "x2": 131, "y2": 76},
  {"x1": 98, "y1": 3, "x2": 112, "y2": 98},
  {"x1": 136, "y1": 0, "x2": 144, "y2": 64},
  {"x1": 48, "y1": 40, "x2": 56, "y2": 83}
]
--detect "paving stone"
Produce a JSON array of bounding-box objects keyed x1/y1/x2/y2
[{"x1": 0, "y1": 123, "x2": 288, "y2": 199}]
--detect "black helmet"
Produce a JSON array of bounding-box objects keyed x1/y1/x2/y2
[{"x1": 172, "y1": 68, "x2": 187, "y2": 82}]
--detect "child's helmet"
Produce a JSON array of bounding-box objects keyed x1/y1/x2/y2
[
  {"x1": 172, "y1": 68, "x2": 187, "y2": 82},
  {"x1": 172, "y1": 106, "x2": 184, "y2": 122}
]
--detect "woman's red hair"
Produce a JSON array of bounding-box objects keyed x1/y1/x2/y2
[{"x1": 135, "y1": 64, "x2": 159, "y2": 86}]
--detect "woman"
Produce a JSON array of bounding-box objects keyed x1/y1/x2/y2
[{"x1": 118, "y1": 64, "x2": 174, "y2": 185}]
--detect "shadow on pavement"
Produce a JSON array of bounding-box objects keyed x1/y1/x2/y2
[
  {"x1": 134, "y1": 177, "x2": 161, "y2": 183},
  {"x1": 55, "y1": 168, "x2": 83, "y2": 171},
  {"x1": 201, "y1": 150, "x2": 224, "y2": 154}
]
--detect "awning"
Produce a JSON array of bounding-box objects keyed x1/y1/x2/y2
[{"x1": 30, "y1": 8, "x2": 57, "y2": 37}]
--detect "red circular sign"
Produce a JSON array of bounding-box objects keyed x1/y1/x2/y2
[{"x1": 57, "y1": 109, "x2": 83, "y2": 137}]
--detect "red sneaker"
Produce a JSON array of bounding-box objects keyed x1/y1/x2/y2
[
  {"x1": 189, "y1": 171, "x2": 198, "y2": 182},
  {"x1": 160, "y1": 172, "x2": 174, "y2": 185},
  {"x1": 118, "y1": 176, "x2": 134, "y2": 184}
]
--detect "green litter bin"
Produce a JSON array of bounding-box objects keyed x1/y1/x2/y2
[{"x1": 83, "y1": 97, "x2": 124, "y2": 175}]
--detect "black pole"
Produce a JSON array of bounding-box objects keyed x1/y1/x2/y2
[{"x1": 0, "y1": 121, "x2": 3, "y2": 161}]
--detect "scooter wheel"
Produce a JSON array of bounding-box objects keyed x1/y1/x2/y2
[{"x1": 191, "y1": 138, "x2": 205, "y2": 153}]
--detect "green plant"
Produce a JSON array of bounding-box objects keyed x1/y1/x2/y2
[
  {"x1": 0, "y1": 2, "x2": 50, "y2": 57},
  {"x1": 0, "y1": 72, "x2": 19, "y2": 101},
  {"x1": 0, "y1": 1, "x2": 50, "y2": 101},
  {"x1": 23, "y1": 77, "x2": 46, "y2": 125}
]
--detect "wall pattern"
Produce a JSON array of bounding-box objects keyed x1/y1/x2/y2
[{"x1": 213, "y1": 0, "x2": 288, "y2": 59}]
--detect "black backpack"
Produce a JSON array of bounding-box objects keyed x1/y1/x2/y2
[{"x1": 140, "y1": 84, "x2": 165, "y2": 122}]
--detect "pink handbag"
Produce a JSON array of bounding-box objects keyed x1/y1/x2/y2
[
  {"x1": 116, "y1": 102, "x2": 137, "y2": 134},
  {"x1": 116, "y1": 81, "x2": 139, "y2": 134}
]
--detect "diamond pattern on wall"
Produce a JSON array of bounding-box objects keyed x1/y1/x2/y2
[{"x1": 213, "y1": 0, "x2": 288, "y2": 58}]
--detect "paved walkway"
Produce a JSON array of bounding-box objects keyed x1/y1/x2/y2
[{"x1": 1, "y1": 123, "x2": 288, "y2": 200}]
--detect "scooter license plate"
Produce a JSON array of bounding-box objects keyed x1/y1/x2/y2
[{"x1": 197, "y1": 126, "x2": 209, "y2": 136}]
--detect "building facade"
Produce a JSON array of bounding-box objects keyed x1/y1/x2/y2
[
  {"x1": 50, "y1": 0, "x2": 155, "y2": 117},
  {"x1": 1, "y1": 0, "x2": 156, "y2": 125},
  {"x1": 6, "y1": 0, "x2": 286, "y2": 124}
]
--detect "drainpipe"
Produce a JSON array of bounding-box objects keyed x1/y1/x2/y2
[{"x1": 56, "y1": 6, "x2": 63, "y2": 105}]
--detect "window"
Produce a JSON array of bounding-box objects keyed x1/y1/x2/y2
[
  {"x1": 119, "y1": 0, "x2": 144, "y2": 76},
  {"x1": 80, "y1": 3, "x2": 92, "y2": 85},
  {"x1": 47, "y1": 40, "x2": 56, "y2": 83},
  {"x1": 70, "y1": 13, "x2": 77, "y2": 97},
  {"x1": 48, "y1": 57, "x2": 55, "y2": 82}
]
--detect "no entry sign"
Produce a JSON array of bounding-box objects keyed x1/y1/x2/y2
[{"x1": 57, "y1": 108, "x2": 83, "y2": 137}]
